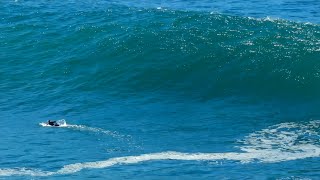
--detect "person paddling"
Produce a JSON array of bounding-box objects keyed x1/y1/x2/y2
[{"x1": 47, "y1": 120, "x2": 59, "y2": 126}]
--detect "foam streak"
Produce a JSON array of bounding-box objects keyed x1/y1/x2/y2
[
  {"x1": 2, "y1": 120, "x2": 318, "y2": 177},
  {"x1": 1, "y1": 149, "x2": 319, "y2": 177},
  {"x1": 39, "y1": 119, "x2": 126, "y2": 139}
]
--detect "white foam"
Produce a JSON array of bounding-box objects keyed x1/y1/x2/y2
[
  {"x1": 39, "y1": 119, "x2": 126, "y2": 139},
  {"x1": 2, "y1": 120, "x2": 319, "y2": 177},
  {"x1": 0, "y1": 152, "x2": 256, "y2": 176},
  {"x1": 1, "y1": 149, "x2": 319, "y2": 177},
  {"x1": 240, "y1": 120, "x2": 320, "y2": 153},
  {"x1": 0, "y1": 168, "x2": 52, "y2": 176}
]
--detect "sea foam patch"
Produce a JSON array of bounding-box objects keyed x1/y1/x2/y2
[
  {"x1": 1, "y1": 120, "x2": 319, "y2": 177},
  {"x1": 39, "y1": 119, "x2": 126, "y2": 139}
]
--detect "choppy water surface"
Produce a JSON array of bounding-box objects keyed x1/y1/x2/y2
[{"x1": 1, "y1": 0, "x2": 320, "y2": 179}]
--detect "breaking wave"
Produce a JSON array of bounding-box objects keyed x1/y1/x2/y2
[{"x1": 2, "y1": 6, "x2": 320, "y2": 105}]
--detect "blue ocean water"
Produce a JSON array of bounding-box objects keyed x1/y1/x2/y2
[{"x1": 1, "y1": 0, "x2": 320, "y2": 179}]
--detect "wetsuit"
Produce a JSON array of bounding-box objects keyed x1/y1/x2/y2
[{"x1": 48, "y1": 120, "x2": 59, "y2": 126}]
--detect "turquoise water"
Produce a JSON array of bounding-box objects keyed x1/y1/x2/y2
[{"x1": 1, "y1": 0, "x2": 320, "y2": 179}]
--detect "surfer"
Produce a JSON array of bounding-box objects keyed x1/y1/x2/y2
[{"x1": 47, "y1": 120, "x2": 59, "y2": 126}]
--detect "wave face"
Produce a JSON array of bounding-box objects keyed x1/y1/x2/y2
[
  {"x1": 1, "y1": 1, "x2": 320, "y2": 179},
  {"x1": 1, "y1": 5, "x2": 320, "y2": 104}
]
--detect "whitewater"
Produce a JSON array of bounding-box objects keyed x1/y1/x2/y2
[
  {"x1": 1, "y1": 0, "x2": 320, "y2": 179},
  {"x1": 0, "y1": 120, "x2": 319, "y2": 177}
]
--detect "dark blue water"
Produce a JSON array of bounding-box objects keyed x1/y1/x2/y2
[{"x1": 1, "y1": 0, "x2": 320, "y2": 179}]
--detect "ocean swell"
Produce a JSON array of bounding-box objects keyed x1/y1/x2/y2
[
  {"x1": 40, "y1": 8, "x2": 320, "y2": 98},
  {"x1": 1, "y1": 6, "x2": 320, "y2": 102}
]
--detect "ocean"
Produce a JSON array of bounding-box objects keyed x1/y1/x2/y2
[{"x1": 0, "y1": 0, "x2": 320, "y2": 179}]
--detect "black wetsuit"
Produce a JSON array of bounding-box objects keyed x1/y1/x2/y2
[{"x1": 48, "y1": 120, "x2": 59, "y2": 126}]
